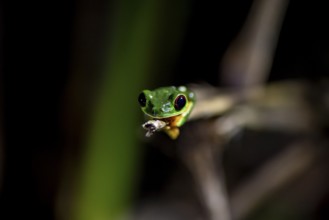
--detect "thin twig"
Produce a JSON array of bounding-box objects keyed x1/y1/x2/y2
[
  {"x1": 179, "y1": 122, "x2": 232, "y2": 220},
  {"x1": 190, "y1": 80, "x2": 315, "y2": 135},
  {"x1": 231, "y1": 141, "x2": 319, "y2": 219},
  {"x1": 221, "y1": 0, "x2": 289, "y2": 88}
]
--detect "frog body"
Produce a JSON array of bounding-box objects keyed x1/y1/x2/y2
[{"x1": 138, "y1": 86, "x2": 195, "y2": 139}]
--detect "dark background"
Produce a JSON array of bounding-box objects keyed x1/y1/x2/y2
[{"x1": 1, "y1": 0, "x2": 328, "y2": 219}]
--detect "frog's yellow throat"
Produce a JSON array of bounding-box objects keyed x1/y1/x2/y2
[{"x1": 164, "y1": 127, "x2": 180, "y2": 140}]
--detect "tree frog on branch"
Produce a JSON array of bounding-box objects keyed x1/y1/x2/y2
[{"x1": 138, "y1": 86, "x2": 195, "y2": 139}]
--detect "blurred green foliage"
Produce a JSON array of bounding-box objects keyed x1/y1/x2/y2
[{"x1": 73, "y1": 0, "x2": 189, "y2": 219}]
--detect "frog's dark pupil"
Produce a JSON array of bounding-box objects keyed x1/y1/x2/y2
[
  {"x1": 138, "y1": 92, "x2": 146, "y2": 107},
  {"x1": 174, "y1": 95, "x2": 186, "y2": 111}
]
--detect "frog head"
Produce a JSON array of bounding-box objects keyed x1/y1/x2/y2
[{"x1": 138, "y1": 86, "x2": 195, "y2": 119}]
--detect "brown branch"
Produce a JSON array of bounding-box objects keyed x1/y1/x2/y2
[
  {"x1": 179, "y1": 120, "x2": 232, "y2": 220},
  {"x1": 220, "y1": 0, "x2": 290, "y2": 88},
  {"x1": 192, "y1": 80, "x2": 316, "y2": 133},
  {"x1": 230, "y1": 141, "x2": 319, "y2": 219}
]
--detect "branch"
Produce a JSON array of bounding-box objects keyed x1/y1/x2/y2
[
  {"x1": 230, "y1": 141, "x2": 320, "y2": 219},
  {"x1": 178, "y1": 120, "x2": 232, "y2": 220},
  {"x1": 220, "y1": 0, "x2": 289, "y2": 88}
]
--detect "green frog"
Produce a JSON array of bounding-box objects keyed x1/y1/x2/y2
[{"x1": 138, "y1": 86, "x2": 195, "y2": 139}]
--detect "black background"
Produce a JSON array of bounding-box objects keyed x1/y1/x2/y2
[{"x1": 1, "y1": 0, "x2": 328, "y2": 219}]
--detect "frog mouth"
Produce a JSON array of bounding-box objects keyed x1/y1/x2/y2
[
  {"x1": 143, "y1": 113, "x2": 181, "y2": 126},
  {"x1": 144, "y1": 112, "x2": 182, "y2": 119},
  {"x1": 157, "y1": 114, "x2": 184, "y2": 127}
]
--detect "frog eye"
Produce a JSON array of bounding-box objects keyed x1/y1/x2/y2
[
  {"x1": 174, "y1": 95, "x2": 186, "y2": 111},
  {"x1": 138, "y1": 92, "x2": 146, "y2": 107}
]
